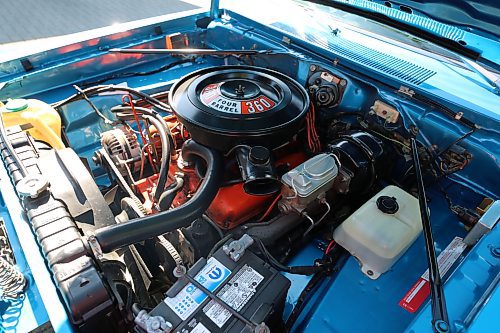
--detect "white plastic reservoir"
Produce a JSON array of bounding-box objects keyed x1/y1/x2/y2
[{"x1": 334, "y1": 185, "x2": 422, "y2": 279}]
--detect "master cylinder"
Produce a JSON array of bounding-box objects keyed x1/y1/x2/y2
[{"x1": 279, "y1": 153, "x2": 339, "y2": 213}]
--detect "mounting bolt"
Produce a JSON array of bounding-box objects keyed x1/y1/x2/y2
[
  {"x1": 92, "y1": 152, "x2": 102, "y2": 165},
  {"x1": 434, "y1": 320, "x2": 450, "y2": 333},
  {"x1": 173, "y1": 265, "x2": 187, "y2": 278},
  {"x1": 151, "y1": 320, "x2": 160, "y2": 330},
  {"x1": 309, "y1": 64, "x2": 317, "y2": 72}
]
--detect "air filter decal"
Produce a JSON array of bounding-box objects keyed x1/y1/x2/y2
[{"x1": 200, "y1": 83, "x2": 276, "y2": 115}]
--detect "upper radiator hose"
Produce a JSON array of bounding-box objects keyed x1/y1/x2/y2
[{"x1": 94, "y1": 140, "x2": 224, "y2": 253}]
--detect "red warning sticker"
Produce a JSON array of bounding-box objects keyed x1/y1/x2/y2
[{"x1": 399, "y1": 237, "x2": 467, "y2": 313}]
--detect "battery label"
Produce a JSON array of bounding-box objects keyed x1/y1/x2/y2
[
  {"x1": 191, "y1": 322, "x2": 211, "y2": 333},
  {"x1": 203, "y1": 264, "x2": 264, "y2": 327},
  {"x1": 399, "y1": 237, "x2": 467, "y2": 313},
  {"x1": 165, "y1": 257, "x2": 231, "y2": 320}
]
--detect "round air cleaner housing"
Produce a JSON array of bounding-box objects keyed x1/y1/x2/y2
[{"x1": 169, "y1": 66, "x2": 309, "y2": 152}]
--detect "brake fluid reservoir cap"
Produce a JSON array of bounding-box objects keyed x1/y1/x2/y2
[
  {"x1": 5, "y1": 99, "x2": 29, "y2": 112},
  {"x1": 376, "y1": 196, "x2": 399, "y2": 214}
]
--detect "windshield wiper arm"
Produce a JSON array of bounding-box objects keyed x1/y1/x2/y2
[
  {"x1": 459, "y1": 56, "x2": 500, "y2": 93},
  {"x1": 109, "y1": 48, "x2": 283, "y2": 56},
  {"x1": 411, "y1": 138, "x2": 450, "y2": 333}
]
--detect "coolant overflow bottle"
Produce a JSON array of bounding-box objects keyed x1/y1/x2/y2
[
  {"x1": 1, "y1": 99, "x2": 64, "y2": 149},
  {"x1": 333, "y1": 185, "x2": 423, "y2": 279}
]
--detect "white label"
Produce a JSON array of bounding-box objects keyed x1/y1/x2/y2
[
  {"x1": 203, "y1": 264, "x2": 264, "y2": 328},
  {"x1": 164, "y1": 257, "x2": 231, "y2": 320},
  {"x1": 200, "y1": 83, "x2": 275, "y2": 115},
  {"x1": 205, "y1": 96, "x2": 242, "y2": 114},
  {"x1": 191, "y1": 322, "x2": 211, "y2": 333},
  {"x1": 421, "y1": 237, "x2": 467, "y2": 281},
  {"x1": 399, "y1": 236, "x2": 467, "y2": 313},
  {"x1": 203, "y1": 300, "x2": 231, "y2": 328}
]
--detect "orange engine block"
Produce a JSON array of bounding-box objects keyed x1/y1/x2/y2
[
  {"x1": 206, "y1": 151, "x2": 306, "y2": 229},
  {"x1": 146, "y1": 116, "x2": 307, "y2": 230}
]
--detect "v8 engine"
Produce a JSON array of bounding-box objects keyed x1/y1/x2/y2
[
  {"x1": 0, "y1": 65, "x2": 394, "y2": 332},
  {"x1": 1, "y1": 57, "x2": 490, "y2": 333}
]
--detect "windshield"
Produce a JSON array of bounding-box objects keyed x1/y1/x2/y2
[
  {"x1": 220, "y1": 0, "x2": 499, "y2": 76},
  {"x1": 223, "y1": 0, "x2": 459, "y2": 61}
]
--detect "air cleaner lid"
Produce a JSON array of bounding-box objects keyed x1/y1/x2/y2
[
  {"x1": 199, "y1": 78, "x2": 277, "y2": 115},
  {"x1": 169, "y1": 66, "x2": 309, "y2": 151}
]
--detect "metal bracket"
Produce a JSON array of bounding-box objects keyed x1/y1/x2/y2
[
  {"x1": 223, "y1": 234, "x2": 254, "y2": 262},
  {"x1": 135, "y1": 310, "x2": 173, "y2": 333},
  {"x1": 398, "y1": 86, "x2": 415, "y2": 97},
  {"x1": 88, "y1": 234, "x2": 104, "y2": 260},
  {"x1": 464, "y1": 200, "x2": 499, "y2": 246}
]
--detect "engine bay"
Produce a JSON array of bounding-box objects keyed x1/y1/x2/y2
[{"x1": 0, "y1": 13, "x2": 498, "y2": 333}]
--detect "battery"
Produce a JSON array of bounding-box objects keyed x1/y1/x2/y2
[{"x1": 145, "y1": 239, "x2": 290, "y2": 333}]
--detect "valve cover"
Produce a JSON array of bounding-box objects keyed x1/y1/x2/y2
[{"x1": 169, "y1": 66, "x2": 309, "y2": 152}]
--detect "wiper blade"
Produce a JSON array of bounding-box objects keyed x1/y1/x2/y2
[
  {"x1": 109, "y1": 48, "x2": 283, "y2": 56},
  {"x1": 459, "y1": 56, "x2": 500, "y2": 93},
  {"x1": 302, "y1": 0, "x2": 480, "y2": 60},
  {"x1": 411, "y1": 138, "x2": 450, "y2": 333}
]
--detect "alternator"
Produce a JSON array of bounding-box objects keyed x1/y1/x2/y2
[{"x1": 101, "y1": 128, "x2": 141, "y2": 176}]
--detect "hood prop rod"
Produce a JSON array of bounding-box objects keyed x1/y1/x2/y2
[{"x1": 411, "y1": 138, "x2": 450, "y2": 333}]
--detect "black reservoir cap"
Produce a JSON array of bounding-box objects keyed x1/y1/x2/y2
[{"x1": 376, "y1": 196, "x2": 399, "y2": 214}]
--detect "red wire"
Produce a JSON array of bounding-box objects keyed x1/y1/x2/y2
[
  {"x1": 325, "y1": 240, "x2": 336, "y2": 254},
  {"x1": 122, "y1": 94, "x2": 156, "y2": 172},
  {"x1": 306, "y1": 102, "x2": 321, "y2": 153},
  {"x1": 306, "y1": 113, "x2": 313, "y2": 150},
  {"x1": 306, "y1": 110, "x2": 314, "y2": 150},
  {"x1": 311, "y1": 103, "x2": 321, "y2": 151},
  {"x1": 122, "y1": 95, "x2": 146, "y2": 144},
  {"x1": 258, "y1": 195, "x2": 282, "y2": 222}
]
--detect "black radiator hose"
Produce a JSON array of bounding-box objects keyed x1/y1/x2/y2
[{"x1": 94, "y1": 140, "x2": 223, "y2": 253}]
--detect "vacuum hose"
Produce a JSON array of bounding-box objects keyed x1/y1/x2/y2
[{"x1": 94, "y1": 140, "x2": 223, "y2": 253}]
